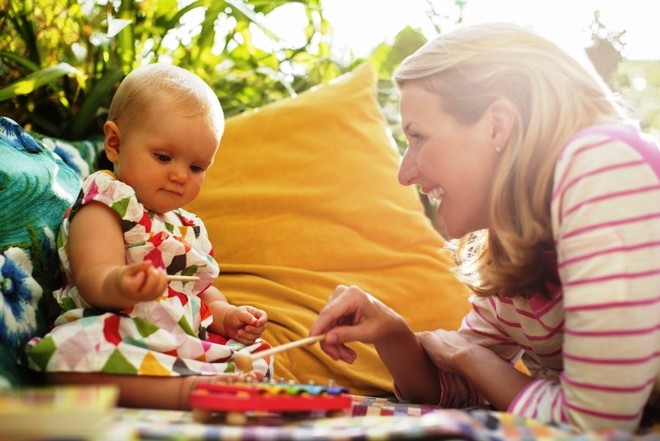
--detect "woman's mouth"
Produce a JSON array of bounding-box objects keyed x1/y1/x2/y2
[
  {"x1": 425, "y1": 186, "x2": 445, "y2": 208},
  {"x1": 425, "y1": 186, "x2": 449, "y2": 239}
]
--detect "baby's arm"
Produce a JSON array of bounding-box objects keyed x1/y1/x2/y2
[
  {"x1": 200, "y1": 286, "x2": 267, "y2": 345},
  {"x1": 67, "y1": 202, "x2": 168, "y2": 310}
]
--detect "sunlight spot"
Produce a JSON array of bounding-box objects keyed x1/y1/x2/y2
[
  {"x1": 632, "y1": 76, "x2": 647, "y2": 92},
  {"x1": 251, "y1": 3, "x2": 310, "y2": 51},
  {"x1": 107, "y1": 18, "x2": 132, "y2": 38},
  {"x1": 320, "y1": 0, "x2": 660, "y2": 60}
]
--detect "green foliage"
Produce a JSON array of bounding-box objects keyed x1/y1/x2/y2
[
  {"x1": 615, "y1": 60, "x2": 660, "y2": 138},
  {"x1": 2, "y1": 0, "x2": 657, "y2": 144},
  {"x1": 369, "y1": 26, "x2": 429, "y2": 150},
  {"x1": 0, "y1": 0, "x2": 348, "y2": 139},
  {"x1": 586, "y1": 11, "x2": 660, "y2": 137}
]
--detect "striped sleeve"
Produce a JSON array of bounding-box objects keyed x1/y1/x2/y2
[
  {"x1": 509, "y1": 124, "x2": 660, "y2": 431},
  {"x1": 432, "y1": 295, "x2": 526, "y2": 408}
]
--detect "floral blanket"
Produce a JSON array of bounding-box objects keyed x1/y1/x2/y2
[{"x1": 0, "y1": 116, "x2": 102, "y2": 387}]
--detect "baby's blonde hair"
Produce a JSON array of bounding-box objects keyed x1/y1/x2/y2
[
  {"x1": 107, "y1": 63, "x2": 224, "y2": 141},
  {"x1": 393, "y1": 23, "x2": 625, "y2": 298}
]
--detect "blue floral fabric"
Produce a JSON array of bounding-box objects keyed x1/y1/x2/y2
[{"x1": 0, "y1": 116, "x2": 102, "y2": 388}]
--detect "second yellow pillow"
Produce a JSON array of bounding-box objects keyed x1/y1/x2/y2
[{"x1": 187, "y1": 63, "x2": 471, "y2": 395}]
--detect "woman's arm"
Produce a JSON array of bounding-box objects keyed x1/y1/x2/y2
[
  {"x1": 515, "y1": 126, "x2": 660, "y2": 431},
  {"x1": 374, "y1": 322, "x2": 441, "y2": 403},
  {"x1": 310, "y1": 284, "x2": 441, "y2": 403},
  {"x1": 417, "y1": 329, "x2": 532, "y2": 409}
]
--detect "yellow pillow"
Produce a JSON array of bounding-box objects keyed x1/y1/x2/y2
[{"x1": 186, "y1": 63, "x2": 471, "y2": 396}]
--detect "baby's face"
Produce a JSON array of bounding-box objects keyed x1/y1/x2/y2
[{"x1": 113, "y1": 111, "x2": 220, "y2": 214}]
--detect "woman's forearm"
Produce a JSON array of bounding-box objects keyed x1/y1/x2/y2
[
  {"x1": 375, "y1": 325, "x2": 441, "y2": 403},
  {"x1": 451, "y1": 344, "x2": 532, "y2": 410}
]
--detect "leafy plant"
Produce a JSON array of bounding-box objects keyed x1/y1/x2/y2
[
  {"x1": 2, "y1": 0, "x2": 657, "y2": 145},
  {"x1": 0, "y1": 0, "x2": 348, "y2": 139}
]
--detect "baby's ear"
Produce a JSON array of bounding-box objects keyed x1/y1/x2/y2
[{"x1": 103, "y1": 121, "x2": 121, "y2": 161}]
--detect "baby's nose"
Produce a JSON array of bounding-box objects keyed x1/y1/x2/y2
[{"x1": 169, "y1": 168, "x2": 188, "y2": 183}]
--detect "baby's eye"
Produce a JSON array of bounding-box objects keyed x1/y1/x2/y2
[
  {"x1": 154, "y1": 153, "x2": 171, "y2": 162},
  {"x1": 190, "y1": 165, "x2": 205, "y2": 173}
]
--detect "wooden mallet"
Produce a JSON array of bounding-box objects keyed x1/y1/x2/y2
[
  {"x1": 234, "y1": 334, "x2": 326, "y2": 372},
  {"x1": 165, "y1": 275, "x2": 324, "y2": 372},
  {"x1": 166, "y1": 275, "x2": 201, "y2": 282}
]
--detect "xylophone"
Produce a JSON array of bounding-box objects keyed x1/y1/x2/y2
[{"x1": 190, "y1": 379, "x2": 352, "y2": 424}]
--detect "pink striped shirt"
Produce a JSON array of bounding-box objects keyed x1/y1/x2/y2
[{"x1": 438, "y1": 124, "x2": 660, "y2": 431}]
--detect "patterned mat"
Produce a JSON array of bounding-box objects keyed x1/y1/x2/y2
[{"x1": 107, "y1": 395, "x2": 660, "y2": 441}]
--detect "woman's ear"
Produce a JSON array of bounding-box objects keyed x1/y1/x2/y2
[
  {"x1": 488, "y1": 98, "x2": 517, "y2": 153},
  {"x1": 103, "y1": 121, "x2": 121, "y2": 162}
]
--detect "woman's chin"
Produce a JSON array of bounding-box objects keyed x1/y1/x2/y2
[{"x1": 434, "y1": 217, "x2": 451, "y2": 241}]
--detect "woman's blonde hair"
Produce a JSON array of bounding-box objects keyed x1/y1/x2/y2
[
  {"x1": 107, "y1": 63, "x2": 224, "y2": 140},
  {"x1": 393, "y1": 23, "x2": 625, "y2": 298}
]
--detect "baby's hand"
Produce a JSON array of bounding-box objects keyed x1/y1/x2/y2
[
  {"x1": 223, "y1": 306, "x2": 267, "y2": 345},
  {"x1": 116, "y1": 262, "x2": 168, "y2": 304}
]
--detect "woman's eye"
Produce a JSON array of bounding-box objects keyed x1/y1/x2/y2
[
  {"x1": 406, "y1": 133, "x2": 423, "y2": 146},
  {"x1": 155, "y1": 153, "x2": 171, "y2": 162}
]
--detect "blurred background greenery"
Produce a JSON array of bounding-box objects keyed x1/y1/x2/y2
[{"x1": 1, "y1": 0, "x2": 658, "y2": 150}]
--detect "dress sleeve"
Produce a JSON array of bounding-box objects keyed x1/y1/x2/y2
[
  {"x1": 509, "y1": 125, "x2": 660, "y2": 431},
  {"x1": 176, "y1": 208, "x2": 219, "y2": 274},
  {"x1": 75, "y1": 170, "x2": 145, "y2": 224}
]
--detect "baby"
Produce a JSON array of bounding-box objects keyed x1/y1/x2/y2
[{"x1": 26, "y1": 63, "x2": 269, "y2": 409}]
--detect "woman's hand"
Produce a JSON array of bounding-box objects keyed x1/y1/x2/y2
[
  {"x1": 416, "y1": 329, "x2": 475, "y2": 373},
  {"x1": 309, "y1": 284, "x2": 408, "y2": 363},
  {"x1": 417, "y1": 329, "x2": 533, "y2": 410}
]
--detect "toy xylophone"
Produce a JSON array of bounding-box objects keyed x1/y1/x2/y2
[{"x1": 190, "y1": 380, "x2": 353, "y2": 424}]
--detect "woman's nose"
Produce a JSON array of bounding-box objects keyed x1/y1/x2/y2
[{"x1": 397, "y1": 149, "x2": 418, "y2": 186}]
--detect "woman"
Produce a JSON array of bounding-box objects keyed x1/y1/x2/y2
[{"x1": 310, "y1": 23, "x2": 659, "y2": 432}]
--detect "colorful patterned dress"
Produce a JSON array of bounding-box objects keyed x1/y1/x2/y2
[{"x1": 26, "y1": 170, "x2": 269, "y2": 377}]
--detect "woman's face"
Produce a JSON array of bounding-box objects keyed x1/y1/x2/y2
[{"x1": 397, "y1": 83, "x2": 503, "y2": 240}]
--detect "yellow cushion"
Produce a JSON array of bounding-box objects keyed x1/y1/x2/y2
[{"x1": 186, "y1": 63, "x2": 470, "y2": 395}]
